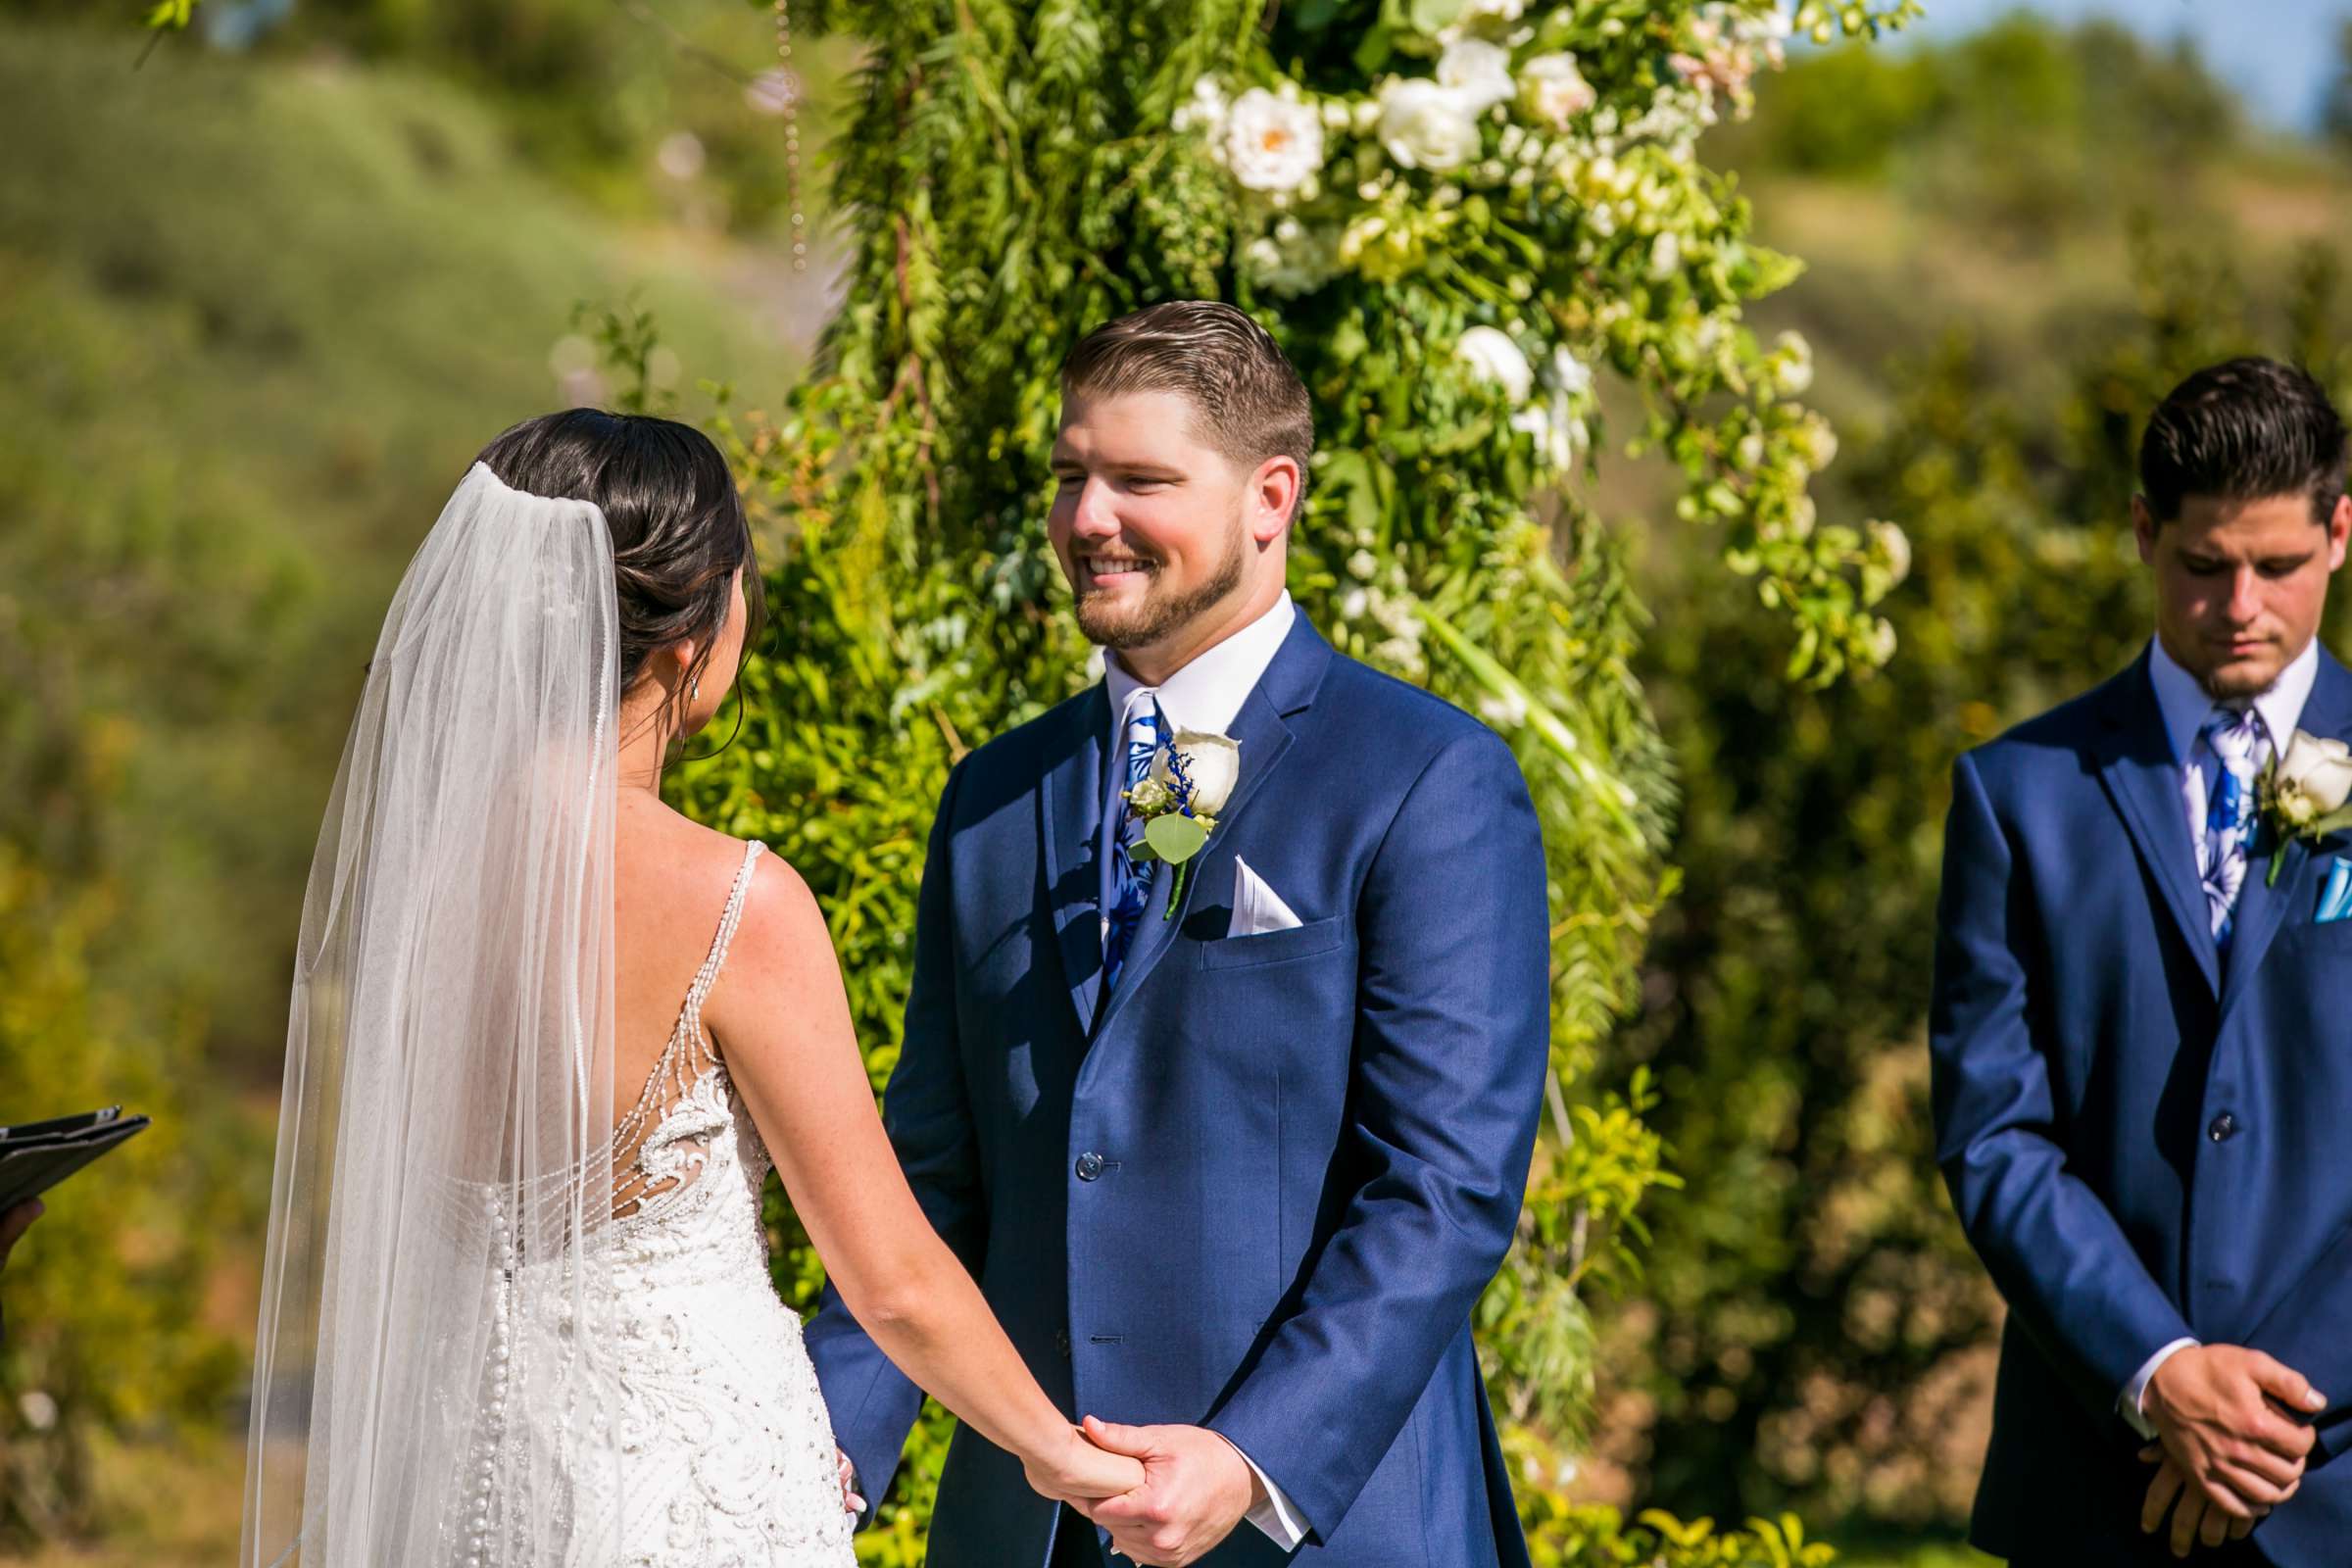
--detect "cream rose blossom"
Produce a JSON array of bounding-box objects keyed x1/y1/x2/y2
[
  {"x1": 1436, "y1": 38, "x2": 1516, "y2": 114},
  {"x1": 1520, "y1": 53, "x2": 1596, "y2": 128},
  {"x1": 1456, "y1": 325, "x2": 1532, "y2": 401},
  {"x1": 1152, "y1": 730, "x2": 1242, "y2": 816},
  {"x1": 1223, "y1": 87, "x2": 1326, "y2": 195},
  {"x1": 1377, "y1": 77, "x2": 1483, "y2": 172}
]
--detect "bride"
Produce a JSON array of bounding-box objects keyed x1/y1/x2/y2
[{"x1": 239, "y1": 411, "x2": 1141, "y2": 1565}]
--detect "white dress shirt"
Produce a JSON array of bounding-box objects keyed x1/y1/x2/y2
[
  {"x1": 1098, "y1": 591, "x2": 1310, "y2": 1549},
  {"x1": 2119, "y1": 636, "x2": 2321, "y2": 1437}
]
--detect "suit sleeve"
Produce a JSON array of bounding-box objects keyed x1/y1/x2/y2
[
  {"x1": 804, "y1": 757, "x2": 985, "y2": 1523},
  {"x1": 2243, "y1": 1225, "x2": 2352, "y2": 1462},
  {"x1": 1204, "y1": 727, "x2": 1549, "y2": 1542},
  {"x1": 1930, "y1": 750, "x2": 2195, "y2": 1431}
]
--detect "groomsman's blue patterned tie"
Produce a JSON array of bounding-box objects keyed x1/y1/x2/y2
[
  {"x1": 1102, "y1": 692, "x2": 1165, "y2": 992},
  {"x1": 2199, "y1": 705, "x2": 2265, "y2": 947}
]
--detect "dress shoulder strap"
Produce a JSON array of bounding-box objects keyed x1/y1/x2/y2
[{"x1": 681, "y1": 839, "x2": 765, "y2": 1038}]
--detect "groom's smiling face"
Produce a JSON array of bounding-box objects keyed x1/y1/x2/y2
[{"x1": 1048, "y1": 388, "x2": 1292, "y2": 670}]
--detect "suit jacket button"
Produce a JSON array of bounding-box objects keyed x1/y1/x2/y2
[
  {"x1": 2208, "y1": 1112, "x2": 2239, "y2": 1142},
  {"x1": 1075, "y1": 1152, "x2": 1105, "y2": 1181},
  {"x1": 1055, "y1": 1330, "x2": 1072, "y2": 1358}
]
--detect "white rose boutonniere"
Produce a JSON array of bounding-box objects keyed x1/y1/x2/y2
[
  {"x1": 2258, "y1": 728, "x2": 2352, "y2": 884},
  {"x1": 1125, "y1": 729, "x2": 1242, "y2": 918}
]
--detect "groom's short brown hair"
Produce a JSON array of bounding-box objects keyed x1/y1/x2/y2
[{"x1": 1060, "y1": 301, "x2": 1315, "y2": 489}]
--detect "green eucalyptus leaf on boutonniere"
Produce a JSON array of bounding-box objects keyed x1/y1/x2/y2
[{"x1": 1145, "y1": 813, "x2": 1209, "y2": 862}]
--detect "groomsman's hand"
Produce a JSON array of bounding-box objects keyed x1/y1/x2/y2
[
  {"x1": 1070, "y1": 1415, "x2": 1256, "y2": 1566},
  {"x1": 2140, "y1": 1449, "x2": 2261, "y2": 1556},
  {"x1": 2142, "y1": 1345, "x2": 2323, "y2": 1536}
]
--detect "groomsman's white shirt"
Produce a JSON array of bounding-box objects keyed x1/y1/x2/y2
[
  {"x1": 2120, "y1": 635, "x2": 2320, "y2": 1437},
  {"x1": 1101, "y1": 590, "x2": 1310, "y2": 1549}
]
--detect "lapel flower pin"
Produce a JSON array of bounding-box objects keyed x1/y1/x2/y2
[
  {"x1": 2258, "y1": 728, "x2": 2352, "y2": 885},
  {"x1": 1125, "y1": 728, "x2": 1241, "y2": 919}
]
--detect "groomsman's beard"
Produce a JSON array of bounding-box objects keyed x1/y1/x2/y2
[{"x1": 1074, "y1": 517, "x2": 1250, "y2": 651}]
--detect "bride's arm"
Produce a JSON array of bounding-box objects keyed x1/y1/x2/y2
[{"x1": 703, "y1": 852, "x2": 1142, "y2": 1506}]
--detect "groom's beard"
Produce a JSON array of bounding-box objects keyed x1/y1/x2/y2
[{"x1": 1073, "y1": 518, "x2": 1249, "y2": 652}]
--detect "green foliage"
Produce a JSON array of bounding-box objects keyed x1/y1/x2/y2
[{"x1": 1612, "y1": 229, "x2": 2352, "y2": 1526}]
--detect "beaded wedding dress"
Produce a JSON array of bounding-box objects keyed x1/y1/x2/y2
[
  {"x1": 584, "y1": 839, "x2": 857, "y2": 1566},
  {"x1": 243, "y1": 466, "x2": 857, "y2": 1568}
]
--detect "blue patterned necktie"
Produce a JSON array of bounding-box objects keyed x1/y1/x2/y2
[
  {"x1": 2199, "y1": 705, "x2": 2266, "y2": 946},
  {"x1": 1101, "y1": 691, "x2": 1165, "y2": 993}
]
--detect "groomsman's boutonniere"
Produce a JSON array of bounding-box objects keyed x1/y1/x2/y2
[
  {"x1": 2258, "y1": 729, "x2": 2352, "y2": 885},
  {"x1": 1125, "y1": 729, "x2": 1240, "y2": 919}
]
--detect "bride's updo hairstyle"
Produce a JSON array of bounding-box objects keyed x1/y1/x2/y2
[{"x1": 474, "y1": 408, "x2": 767, "y2": 700}]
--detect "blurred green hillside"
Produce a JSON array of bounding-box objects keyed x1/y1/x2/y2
[{"x1": 3, "y1": 5, "x2": 2351, "y2": 1564}]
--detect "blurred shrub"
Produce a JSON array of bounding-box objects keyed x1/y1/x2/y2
[{"x1": 1723, "y1": 19, "x2": 2237, "y2": 246}]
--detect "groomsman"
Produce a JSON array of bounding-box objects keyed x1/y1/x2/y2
[{"x1": 1934, "y1": 358, "x2": 2352, "y2": 1564}]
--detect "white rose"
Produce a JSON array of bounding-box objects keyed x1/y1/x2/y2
[
  {"x1": 1153, "y1": 730, "x2": 1242, "y2": 816},
  {"x1": 2277, "y1": 729, "x2": 2352, "y2": 815},
  {"x1": 1223, "y1": 87, "x2": 1326, "y2": 194},
  {"x1": 1437, "y1": 38, "x2": 1516, "y2": 113},
  {"x1": 1456, "y1": 325, "x2": 1532, "y2": 402},
  {"x1": 1377, "y1": 78, "x2": 1483, "y2": 172},
  {"x1": 1549, "y1": 344, "x2": 1593, "y2": 400},
  {"x1": 1520, "y1": 53, "x2": 1595, "y2": 129}
]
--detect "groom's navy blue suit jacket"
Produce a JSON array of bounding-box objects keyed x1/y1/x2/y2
[
  {"x1": 1933, "y1": 646, "x2": 2352, "y2": 1565},
  {"x1": 806, "y1": 617, "x2": 1547, "y2": 1566}
]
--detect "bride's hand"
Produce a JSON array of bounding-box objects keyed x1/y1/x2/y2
[{"x1": 1025, "y1": 1424, "x2": 1147, "y2": 1504}]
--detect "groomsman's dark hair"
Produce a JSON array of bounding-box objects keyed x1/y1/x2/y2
[
  {"x1": 1061, "y1": 301, "x2": 1315, "y2": 508},
  {"x1": 2138, "y1": 357, "x2": 2348, "y2": 526}
]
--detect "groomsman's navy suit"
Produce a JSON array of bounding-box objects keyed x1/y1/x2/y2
[
  {"x1": 807, "y1": 613, "x2": 1549, "y2": 1566},
  {"x1": 1933, "y1": 643, "x2": 2352, "y2": 1565}
]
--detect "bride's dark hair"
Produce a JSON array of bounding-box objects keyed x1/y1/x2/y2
[{"x1": 474, "y1": 409, "x2": 768, "y2": 699}]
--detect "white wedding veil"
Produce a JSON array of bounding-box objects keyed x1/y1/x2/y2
[{"x1": 242, "y1": 461, "x2": 625, "y2": 1566}]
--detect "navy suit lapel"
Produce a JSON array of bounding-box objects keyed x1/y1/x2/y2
[
  {"x1": 2094, "y1": 651, "x2": 2221, "y2": 997},
  {"x1": 2219, "y1": 649, "x2": 2352, "y2": 1022},
  {"x1": 1040, "y1": 685, "x2": 1109, "y2": 1038},
  {"x1": 1087, "y1": 617, "x2": 1332, "y2": 1045}
]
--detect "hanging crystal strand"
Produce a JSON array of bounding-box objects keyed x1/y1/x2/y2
[{"x1": 774, "y1": 0, "x2": 808, "y2": 272}]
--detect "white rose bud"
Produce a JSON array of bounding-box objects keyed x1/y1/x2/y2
[
  {"x1": 2278, "y1": 729, "x2": 2352, "y2": 814},
  {"x1": 1154, "y1": 730, "x2": 1242, "y2": 816},
  {"x1": 1377, "y1": 77, "x2": 1483, "y2": 172},
  {"x1": 1519, "y1": 53, "x2": 1596, "y2": 129},
  {"x1": 1455, "y1": 325, "x2": 1533, "y2": 402},
  {"x1": 1437, "y1": 37, "x2": 1517, "y2": 114}
]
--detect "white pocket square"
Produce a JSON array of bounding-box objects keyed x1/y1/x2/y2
[{"x1": 1229, "y1": 856, "x2": 1302, "y2": 938}]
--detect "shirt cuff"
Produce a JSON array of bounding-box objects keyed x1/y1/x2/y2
[
  {"x1": 2122, "y1": 1337, "x2": 2201, "y2": 1440},
  {"x1": 1215, "y1": 1433, "x2": 1310, "y2": 1550}
]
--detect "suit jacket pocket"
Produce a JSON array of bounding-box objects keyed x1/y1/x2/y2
[{"x1": 1199, "y1": 913, "x2": 1348, "y2": 970}]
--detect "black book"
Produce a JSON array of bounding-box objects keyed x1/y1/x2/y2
[{"x1": 0, "y1": 1105, "x2": 151, "y2": 1213}]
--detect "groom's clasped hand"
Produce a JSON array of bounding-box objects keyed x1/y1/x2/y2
[
  {"x1": 2135, "y1": 1346, "x2": 2327, "y2": 1555},
  {"x1": 1049, "y1": 1417, "x2": 1262, "y2": 1567}
]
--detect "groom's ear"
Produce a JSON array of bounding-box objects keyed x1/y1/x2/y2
[
  {"x1": 1249, "y1": 454, "x2": 1302, "y2": 545},
  {"x1": 2132, "y1": 494, "x2": 2162, "y2": 566},
  {"x1": 2326, "y1": 494, "x2": 2350, "y2": 572}
]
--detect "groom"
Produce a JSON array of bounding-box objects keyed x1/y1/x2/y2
[
  {"x1": 1933, "y1": 358, "x2": 2352, "y2": 1565},
  {"x1": 807, "y1": 300, "x2": 1549, "y2": 1566}
]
